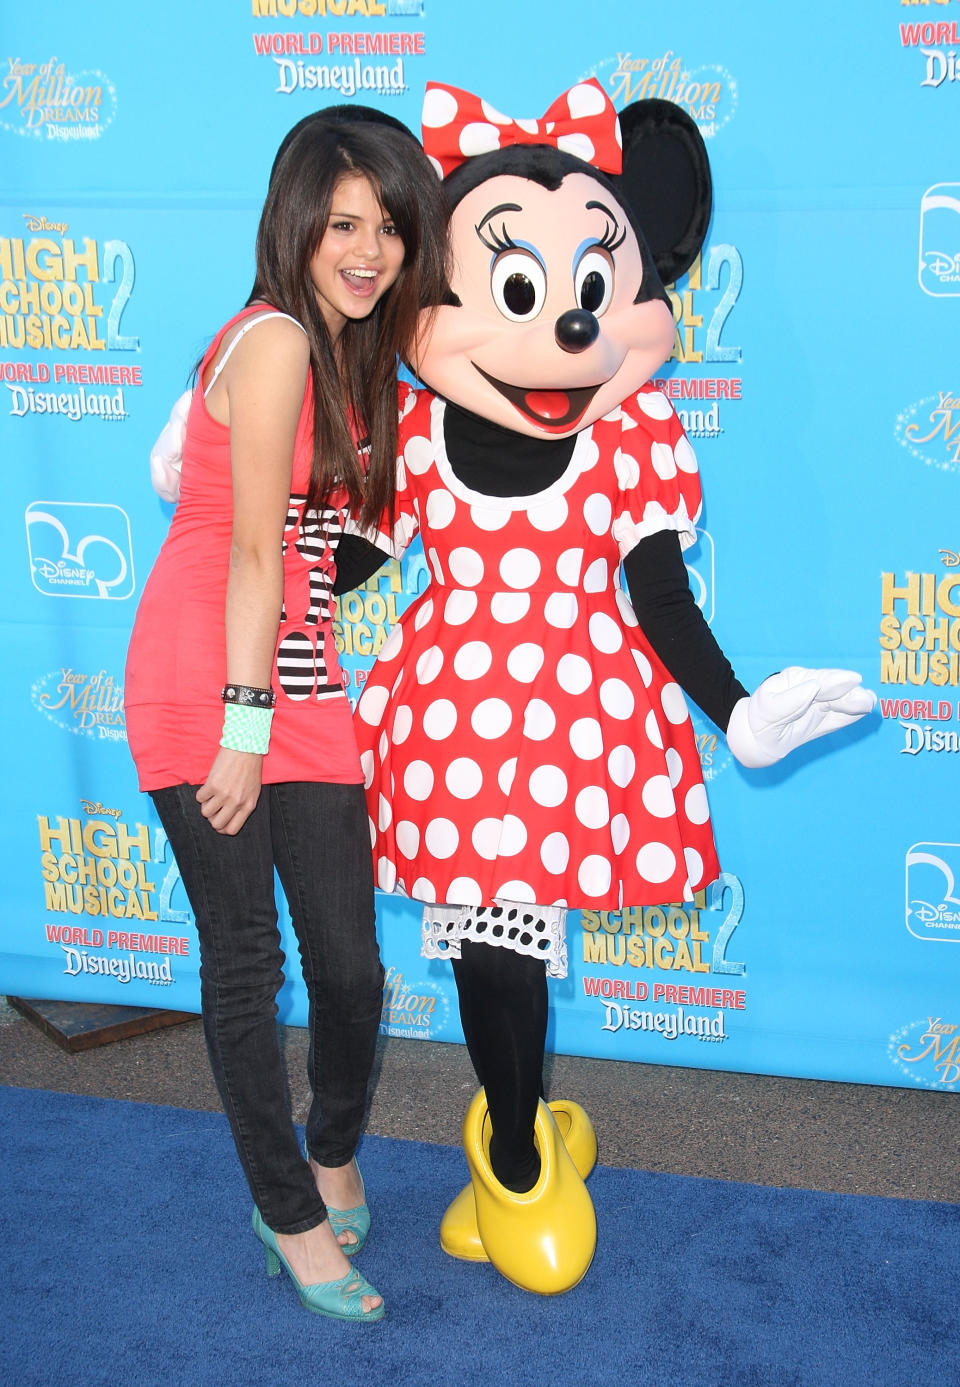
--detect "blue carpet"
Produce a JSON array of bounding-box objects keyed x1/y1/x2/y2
[{"x1": 1, "y1": 1086, "x2": 957, "y2": 1387}]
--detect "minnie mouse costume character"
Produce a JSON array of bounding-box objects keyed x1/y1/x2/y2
[{"x1": 341, "y1": 79, "x2": 876, "y2": 1294}]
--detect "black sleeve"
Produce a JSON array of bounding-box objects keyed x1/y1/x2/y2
[
  {"x1": 622, "y1": 529, "x2": 748, "y2": 731},
  {"x1": 332, "y1": 533, "x2": 391, "y2": 596}
]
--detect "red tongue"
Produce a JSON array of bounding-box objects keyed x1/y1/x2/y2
[{"x1": 523, "y1": 390, "x2": 571, "y2": 421}]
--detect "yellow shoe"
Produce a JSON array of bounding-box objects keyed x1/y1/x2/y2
[
  {"x1": 440, "y1": 1097, "x2": 598, "y2": 1263},
  {"x1": 463, "y1": 1089, "x2": 597, "y2": 1295}
]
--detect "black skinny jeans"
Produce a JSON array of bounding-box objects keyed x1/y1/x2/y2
[{"x1": 151, "y1": 780, "x2": 384, "y2": 1235}]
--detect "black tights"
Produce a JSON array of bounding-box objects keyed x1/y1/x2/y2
[{"x1": 451, "y1": 941, "x2": 548, "y2": 1193}]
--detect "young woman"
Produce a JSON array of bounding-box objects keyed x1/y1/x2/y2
[{"x1": 125, "y1": 112, "x2": 448, "y2": 1323}]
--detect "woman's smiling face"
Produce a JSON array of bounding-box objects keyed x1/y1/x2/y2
[{"x1": 309, "y1": 173, "x2": 406, "y2": 338}]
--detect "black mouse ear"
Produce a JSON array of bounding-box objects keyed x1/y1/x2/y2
[{"x1": 615, "y1": 99, "x2": 712, "y2": 286}]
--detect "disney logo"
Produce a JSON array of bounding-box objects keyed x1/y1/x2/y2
[
  {"x1": 34, "y1": 559, "x2": 94, "y2": 581},
  {"x1": 909, "y1": 899, "x2": 960, "y2": 926},
  {"x1": 79, "y1": 800, "x2": 121, "y2": 819},
  {"x1": 940, "y1": 550, "x2": 960, "y2": 568},
  {"x1": 22, "y1": 214, "x2": 67, "y2": 233},
  {"x1": 922, "y1": 251, "x2": 960, "y2": 279}
]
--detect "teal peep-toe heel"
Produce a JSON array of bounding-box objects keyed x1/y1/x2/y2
[
  {"x1": 326, "y1": 1165, "x2": 370, "y2": 1255},
  {"x1": 251, "y1": 1207, "x2": 384, "y2": 1323}
]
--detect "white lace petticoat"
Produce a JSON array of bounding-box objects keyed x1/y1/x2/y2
[{"x1": 421, "y1": 900, "x2": 569, "y2": 979}]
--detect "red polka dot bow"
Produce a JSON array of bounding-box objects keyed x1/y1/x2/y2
[{"x1": 421, "y1": 78, "x2": 623, "y2": 178}]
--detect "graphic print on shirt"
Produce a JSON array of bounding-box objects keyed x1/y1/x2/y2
[{"x1": 277, "y1": 495, "x2": 344, "y2": 701}]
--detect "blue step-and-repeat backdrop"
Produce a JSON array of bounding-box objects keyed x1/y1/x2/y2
[{"x1": 3, "y1": 1, "x2": 959, "y2": 1093}]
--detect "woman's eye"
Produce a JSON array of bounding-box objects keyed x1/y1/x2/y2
[
  {"x1": 574, "y1": 249, "x2": 614, "y2": 316},
  {"x1": 490, "y1": 250, "x2": 547, "y2": 321}
]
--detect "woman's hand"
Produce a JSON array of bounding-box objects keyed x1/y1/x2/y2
[{"x1": 196, "y1": 747, "x2": 264, "y2": 834}]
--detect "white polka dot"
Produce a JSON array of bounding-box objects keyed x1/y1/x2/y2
[
  {"x1": 448, "y1": 876, "x2": 483, "y2": 904},
  {"x1": 422, "y1": 85, "x2": 459, "y2": 127},
  {"x1": 448, "y1": 546, "x2": 484, "y2": 586},
  {"x1": 377, "y1": 857, "x2": 397, "y2": 891},
  {"x1": 493, "y1": 879, "x2": 536, "y2": 903},
  {"x1": 575, "y1": 786, "x2": 609, "y2": 830},
  {"x1": 567, "y1": 80, "x2": 607, "y2": 117},
  {"x1": 684, "y1": 847, "x2": 705, "y2": 888},
  {"x1": 416, "y1": 646, "x2": 443, "y2": 685},
  {"x1": 578, "y1": 855, "x2": 612, "y2": 897},
  {"x1": 631, "y1": 647, "x2": 653, "y2": 686},
  {"x1": 491, "y1": 592, "x2": 530, "y2": 624},
  {"x1": 675, "y1": 436, "x2": 698, "y2": 474},
  {"x1": 544, "y1": 592, "x2": 578, "y2": 628},
  {"x1": 541, "y1": 833, "x2": 570, "y2": 874},
  {"x1": 636, "y1": 391, "x2": 674, "y2": 421},
  {"x1": 507, "y1": 643, "x2": 545, "y2": 683},
  {"x1": 614, "y1": 449, "x2": 640, "y2": 490},
  {"x1": 426, "y1": 547, "x2": 445, "y2": 583},
  {"x1": 403, "y1": 760, "x2": 434, "y2": 800},
  {"x1": 378, "y1": 793, "x2": 393, "y2": 831},
  {"x1": 395, "y1": 820, "x2": 420, "y2": 858},
  {"x1": 472, "y1": 818, "x2": 502, "y2": 860},
  {"x1": 414, "y1": 597, "x2": 435, "y2": 631},
  {"x1": 637, "y1": 842, "x2": 676, "y2": 883},
  {"x1": 404, "y1": 433, "x2": 434, "y2": 474},
  {"x1": 685, "y1": 784, "x2": 710, "y2": 825},
  {"x1": 608, "y1": 744, "x2": 636, "y2": 787},
  {"x1": 529, "y1": 765, "x2": 568, "y2": 807},
  {"x1": 423, "y1": 699, "x2": 457, "y2": 740},
  {"x1": 645, "y1": 710, "x2": 664, "y2": 748},
  {"x1": 460, "y1": 120, "x2": 502, "y2": 158},
  {"x1": 665, "y1": 746, "x2": 684, "y2": 787},
  {"x1": 472, "y1": 698, "x2": 512, "y2": 739},
  {"x1": 583, "y1": 558, "x2": 608, "y2": 593},
  {"x1": 480, "y1": 97, "x2": 513, "y2": 125},
  {"x1": 368, "y1": 814, "x2": 376, "y2": 849},
  {"x1": 558, "y1": 131, "x2": 596, "y2": 162},
  {"x1": 444, "y1": 590, "x2": 478, "y2": 625},
  {"x1": 500, "y1": 547, "x2": 541, "y2": 589},
  {"x1": 425, "y1": 817, "x2": 459, "y2": 859},
  {"x1": 446, "y1": 757, "x2": 483, "y2": 799},
  {"x1": 611, "y1": 814, "x2": 630, "y2": 854},
  {"x1": 498, "y1": 758, "x2": 517, "y2": 794},
  {"x1": 454, "y1": 641, "x2": 493, "y2": 679},
  {"x1": 378, "y1": 731, "x2": 389, "y2": 764},
  {"x1": 583, "y1": 492, "x2": 613, "y2": 536},
  {"x1": 392, "y1": 705, "x2": 413, "y2": 745},
  {"x1": 412, "y1": 876, "x2": 436, "y2": 902},
  {"x1": 600, "y1": 678, "x2": 634, "y2": 719},
  {"x1": 471, "y1": 504, "x2": 511, "y2": 532},
  {"x1": 557, "y1": 654, "x2": 592, "y2": 695},
  {"x1": 650, "y1": 441, "x2": 677, "y2": 480},
  {"x1": 661, "y1": 682, "x2": 689, "y2": 725},
  {"x1": 570, "y1": 717, "x2": 603, "y2": 760},
  {"x1": 529, "y1": 495, "x2": 568, "y2": 531},
  {"x1": 588, "y1": 611, "x2": 623, "y2": 654},
  {"x1": 556, "y1": 548, "x2": 584, "y2": 585},
  {"x1": 379, "y1": 623, "x2": 403, "y2": 661},
  {"x1": 425, "y1": 489, "x2": 456, "y2": 529},
  {"x1": 499, "y1": 815, "x2": 528, "y2": 856},
  {"x1": 615, "y1": 587, "x2": 639, "y2": 627},
  {"x1": 523, "y1": 700, "x2": 556, "y2": 740},
  {"x1": 358, "y1": 685, "x2": 389, "y2": 726},
  {"x1": 642, "y1": 775, "x2": 676, "y2": 818},
  {"x1": 360, "y1": 749, "x2": 374, "y2": 789}
]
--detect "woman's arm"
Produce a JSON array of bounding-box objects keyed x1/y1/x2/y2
[{"x1": 196, "y1": 316, "x2": 311, "y2": 834}]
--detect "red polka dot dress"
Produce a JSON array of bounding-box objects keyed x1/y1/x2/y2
[{"x1": 355, "y1": 385, "x2": 720, "y2": 923}]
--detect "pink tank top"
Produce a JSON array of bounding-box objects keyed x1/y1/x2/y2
[{"x1": 125, "y1": 305, "x2": 362, "y2": 791}]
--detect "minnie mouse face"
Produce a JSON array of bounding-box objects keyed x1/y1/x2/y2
[{"x1": 412, "y1": 169, "x2": 676, "y2": 439}]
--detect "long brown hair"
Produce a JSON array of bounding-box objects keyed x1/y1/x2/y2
[{"x1": 248, "y1": 116, "x2": 449, "y2": 527}]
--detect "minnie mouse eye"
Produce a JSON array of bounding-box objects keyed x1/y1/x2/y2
[
  {"x1": 574, "y1": 249, "x2": 613, "y2": 316},
  {"x1": 490, "y1": 250, "x2": 547, "y2": 321}
]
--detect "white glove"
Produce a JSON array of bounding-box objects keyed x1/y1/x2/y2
[
  {"x1": 149, "y1": 388, "x2": 193, "y2": 502},
  {"x1": 726, "y1": 666, "x2": 877, "y2": 769}
]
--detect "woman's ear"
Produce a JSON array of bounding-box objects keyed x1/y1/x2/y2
[{"x1": 615, "y1": 98, "x2": 713, "y2": 287}]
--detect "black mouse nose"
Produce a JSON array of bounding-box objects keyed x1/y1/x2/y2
[{"x1": 555, "y1": 309, "x2": 599, "y2": 354}]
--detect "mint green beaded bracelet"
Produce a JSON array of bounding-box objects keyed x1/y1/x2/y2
[{"x1": 220, "y1": 702, "x2": 273, "y2": 755}]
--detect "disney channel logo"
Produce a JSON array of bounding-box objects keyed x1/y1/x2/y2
[
  {"x1": 918, "y1": 184, "x2": 960, "y2": 296},
  {"x1": 25, "y1": 500, "x2": 135, "y2": 600},
  {"x1": 905, "y1": 842, "x2": 960, "y2": 942},
  {"x1": 889, "y1": 1016, "x2": 960, "y2": 1089}
]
